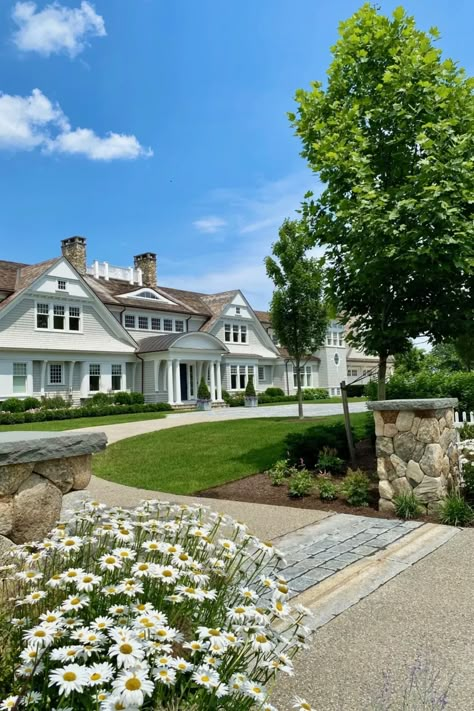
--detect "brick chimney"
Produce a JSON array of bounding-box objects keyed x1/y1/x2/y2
[
  {"x1": 134, "y1": 252, "x2": 157, "y2": 287},
  {"x1": 61, "y1": 236, "x2": 87, "y2": 274}
]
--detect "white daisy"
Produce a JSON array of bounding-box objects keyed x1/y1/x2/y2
[
  {"x1": 112, "y1": 668, "x2": 154, "y2": 706},
  {"x1": 192, "y1": 665, "x2": 220, "y2": 690},
  {"x1": 109, "y1": 637, "x2": 144, "y2": 668},
  {"x1": 49, "y1": 663, "x2": 89, "y2": 696},
  {"x1": 76, "y1": 572, "x2": 102, "y2": 592},
  {"x1": 244, "y1": 680, "x2": 268, "y2": 701},
  {"x1": 58, "y1": 536, "x2": 83, "y2": 553},
  {"x1": 293, "y1": 697, "x2": 313, "y2": 711},
  {"x1": 86, "y1": 662, "x2": 114, "y2": 686},
  {"x1": 0, "y1": 696, "x2": 19, "y2": 710},
  {"x1": 23, "y1": 590, "x2": 47, "y2": 604},
  {"x1": 99, "y1": 554, "x2": 122, "y2": 572},
  {"x1": 61, "y1": 594, "x2": 89, "y2": 612},
  {"x1": 153, "y1": 666, "x2": 177, "y2": 686}
]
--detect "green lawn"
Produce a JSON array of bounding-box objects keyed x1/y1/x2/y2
[
  {"x1": 0, "y1": 412, "x2": 167, "y2": 432},
  {"x1": 92, "y1": 413, "x2": 371, "y2": 495},
  {"x1": 258, "y1": 396, "x2": 366, "y2": 407}
]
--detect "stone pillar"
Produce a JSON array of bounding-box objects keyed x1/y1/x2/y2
[{"x1": 367, "y1": 398, "x2": 460, "y2": 515}]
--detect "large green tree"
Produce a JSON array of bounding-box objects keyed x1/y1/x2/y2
[
  {"x1": 291, "y1": 4, "x2": 474, "y2": 399},
  {"x1": 265, "y1": 219, "x2": 328, "y2": 418}
]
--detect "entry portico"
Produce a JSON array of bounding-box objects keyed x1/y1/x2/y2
[{"x1": 138, "y1": 332, "x2": 229, "y2": 405}]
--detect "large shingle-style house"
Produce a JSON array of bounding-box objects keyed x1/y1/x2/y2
[{"x1": 0, "y1": 237, "x2": 380, "y2": 406}]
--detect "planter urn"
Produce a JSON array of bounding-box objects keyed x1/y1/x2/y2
[
  {"x1": 244, "y1": 396, "x2": 258, "y2": 408},
  {"x1": 197, "y1": 399, "x2": 212, "y2": 411}
]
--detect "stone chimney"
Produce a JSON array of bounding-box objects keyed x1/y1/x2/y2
[
  {"x1": 134, "y1": 252, "x2": 157, "y2": 287},
  {"x1": 61, "y1": 236, "x2": 87, "y2": 274}
]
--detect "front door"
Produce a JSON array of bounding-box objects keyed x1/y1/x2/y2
[{"x1": 179, "y1": 363, "x2": 188, "y2": 401}]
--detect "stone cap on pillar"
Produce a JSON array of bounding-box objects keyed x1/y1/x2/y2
[
  {"x1": 0, "y1": 431, "x2": 107, "y2": 466},
  {"x1": 367, "y1": 398, "x2": 458, "y2": 411}
]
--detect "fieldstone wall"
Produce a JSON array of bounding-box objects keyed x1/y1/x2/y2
[
  {"x1": 0, "y1": 431, "x2": 106, "y2": 549},
  {"x1": 367, "y1": 399, "x2": 460, "y2": 515}
]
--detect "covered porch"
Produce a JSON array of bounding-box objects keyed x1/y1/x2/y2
[{"x1": 138, "y1": 332, "x2": 229, "y2": 406}]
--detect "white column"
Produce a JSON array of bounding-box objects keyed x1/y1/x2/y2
[
  {"x1": 80, "y1": 362, "x2": 89, "y2": 398},
  {"x1": 26, "y1": 361, "x2": 33, "y2": 396},
  {"x1": 197, "y1": 361, "x2": 203, "y2": 386},
  {"x1": 174, "y1": 359, "x2": 182, "y2": 404},
  {"x1": 210, "y1": 360, "x2": 216, "y2": 402},
  {"x1": 40, "y1": 361, "x2": 48, "y2": 395},
  {"x1": 68, "y1": 361, "x2": 76, "y2": 394},
  {"x1": 167, "y1": 359, "x2": 174, "y2": 404},
  {"x1": 216, "y1": 360, "x2": 222, "y2": 401},
  {"x1": 186, "y1": 364, "x2": 191, "y2": 402}
]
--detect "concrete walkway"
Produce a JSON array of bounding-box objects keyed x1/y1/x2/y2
[{"x1": 78, "y1": 401, "x2": 368, "y2": 444}]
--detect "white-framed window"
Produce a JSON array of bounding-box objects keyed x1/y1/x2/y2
[
  {"x1": 111, "y1": 364, "x2": 122, "y2": 391},
  {"x1": 138, "y1": 316, "x2": 149, "y2": 330},
  {"x1": 57, "y1": 279, "x2": 67, "y2": 291},
  {"x1": 258, "y1": 366, "x2": 265, "y2": 382},
  {"x1": 230, "y1": 365, "x2": 237, "y2": 389},
  {"x1": 326, "y1": 329, "x2": 344, "y2": 347},
  {"x1": 224, "y1": 324, "x2": 231, "y2": 342},
  {"x1": 138, "y1": 290, "x2": 159, "y2": 300},
  {"x1": 226, "y1": 323, "x2": 248, "y2": 344},
  {"x1": 348, "y1": 369, "x2": 358, "y2": 377},
  {"x1": 89, "y1": 364, "x2": 101, "y2": 392},
  {"x1": 69, "y1": 306, "x2": 80, "y2": 331},
  {"x1": 229, "y1": 364, "x2": 254, "y2": 390},
  {"x1": 151, "y1": 317, "x2": 161, "y2": 331},
  {"x1": 293, "y1": 365, "x2": 312, "y2": 388},
  {"x1": 124, "y1": 314, "x2": 136, "y2": 329},
  {"x1": 235, "y1": 306, "x2": 241, "y2": 314},
  {"x1": 338, "y1": 332, "x2": 344, "y2": 346},
  {"x1": 240, "y1": 325, "x2": 247, "y2": 343},
  {"x1": 239, "y1": 365, "x2": 246, "y2": 389},
  {"x1": 175, "y1": 320, "x2": 184, "y2": 333},
  {"x1": 53, "y1": 304, "x2": 65, "y2": 330},
  {"x1": 36, "y1": 302, "x2": 49, "y2": 329},
  {"x1": 48, "y1": 363, "x2": 63, "y2": 385},
  {"x1": 13, "y1": 362, "x2": 27, "y2": 393},
  {"x1": 163, "y1": 318, "x2": 173, "y2": 332}
]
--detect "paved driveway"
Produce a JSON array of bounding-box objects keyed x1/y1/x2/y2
[{"x1": 78, "y1": 401, "x2": 368, "y2": 444}]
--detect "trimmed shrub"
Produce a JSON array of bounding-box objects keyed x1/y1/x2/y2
[
  {"x1": 366, "y1": 371, "x2": 474, "y2": 412},
  {"x1": 341, "y1": 469, "x2": 371, "y2": 507},
  {"x1": 285, "y1": 421, "x2": 349, "y2": 468},
  {"x1": 40, "y1": 395, "x2": 69, "y2": 410},
  {"x1": 346, "y1": 383, "x2": 366, "y2": 397},
  {"x1": 460, "y1": 423, "x2": 474, "y2": 441},
  {"x1": 22, "y1": 396, "x2": 41, "y2": 411},
  {"x1": 0, "y1": 402, "x2": 172, "y2": 425},
  {"x1": 197, "y1": 377, "x2": 211, "y2": 400},
  {"x1": 393, "y1": 492, "x2": 423, "y2": 520},
  {"x1": 90, "y1": 392, "x2": 113, "y2": 406},
  {"x1": 265, "y1": 387, "x2": 285, "y2": 397},
  {"x1": 129, "y1": 391, "x2": 145, "y2": 404},
  {"x1": 303, "y1": 387, "x2": 329, "y2": 400},
  {"x1": 112, "y1": 391, "x2": 133, "y2": 405},
  {"x1": 0, "y1": 398, "x2": 25, "y2": 412},
  {"x1": 245, "y1": 374, "x2": 257, "y2": 397}
]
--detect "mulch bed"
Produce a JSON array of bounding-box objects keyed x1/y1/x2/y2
[{"x1": 198, "y1": 439, "x2": 435, "y2": 523}]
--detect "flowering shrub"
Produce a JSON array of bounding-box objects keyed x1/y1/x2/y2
[{"x1": 0, "y1": 500, "x2": 314, "y2": 710}]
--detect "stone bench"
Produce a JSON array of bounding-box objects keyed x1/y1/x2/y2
[
  {"x1": 0, "y1": 431, "x2": 107, "y2": 548},
  {"x1": 367, "y1": 398, "x2": 460, "y2": 514}
]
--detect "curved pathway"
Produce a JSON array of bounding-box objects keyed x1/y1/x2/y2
[{"x1": 77, "y1": 401, "x2": 369, "y2": 444}]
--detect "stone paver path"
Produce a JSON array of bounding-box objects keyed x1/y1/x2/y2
[
  {"x1": 78, "y1": 401, "x2": 368, "y2": 444},
  {"x1": 275, "y1": 513, "x2": 423, "y2": 596}
]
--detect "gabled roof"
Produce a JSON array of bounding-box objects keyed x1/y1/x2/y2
[
  {"x1": 0, "y1": 257, "x2": 59, "y2": 311},
  {"x1": 199, "y1": 290, "x2": 240, "y2": 332},
  {"x1": 254, "y1": 309, "x2": 271, "y2": 326}
]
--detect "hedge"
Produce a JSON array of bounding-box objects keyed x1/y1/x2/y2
[
  {"x1": 0, "y1": 402, "x2": 172, "y2": 425},
  {"x1": 222, "y1": 387, "x2": 330, "y2": 407},
  {"x1": 365, "y1": 371, "x2": 474, "y2": 412}
]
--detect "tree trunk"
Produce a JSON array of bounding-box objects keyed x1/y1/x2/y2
[
  {"x1": 296, "y1": 359, "x2": 304, "y2": 419},
  {"x1": 378, "y1": 353, "x2": 387, "y2": 400}
]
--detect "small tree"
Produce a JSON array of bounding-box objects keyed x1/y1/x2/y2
[
  {"x1": 197, "y1": 376, "x2": 210, "y2": 400},
  {"x1": 265, "y1": 218, "x2": 328, "y2": 418},
  {"x1": 291, "y1": 4, "x2": 474, "y2": 399},
  {"x1": 245, "y1": 374, "x2": 257, "y2": 397}
]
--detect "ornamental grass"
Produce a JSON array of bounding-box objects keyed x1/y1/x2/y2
[{"x1": 0, "y1": 500, "x2": 314, "y2": 711}]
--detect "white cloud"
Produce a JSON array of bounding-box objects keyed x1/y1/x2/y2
[
  {"x1": 0, "y1": 88, "x2": 152, "y2": 160},
  {"x1": 193, "y1": 216, "x2": 227, "y2": 234},
  {"x1": 12, "y1": 1, "x2": 106, "y2": 57}
]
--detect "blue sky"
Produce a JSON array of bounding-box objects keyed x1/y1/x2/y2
[{"x1": 1, "y1": 0, "x2": 473, "y2": 308}]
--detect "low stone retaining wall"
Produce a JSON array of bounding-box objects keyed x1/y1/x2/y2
[
  {"x1": 367, "y1": 398, "x2": 460, "y2": 514},
  {"x1": 0, "y1": 431, "x2": 107, "y2": 550}
]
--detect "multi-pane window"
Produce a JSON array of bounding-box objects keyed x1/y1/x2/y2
[
  {"x1": 230, "y1": 366, "x2": 237, "y2": 390},
  {"x1": 53, "y1": 305, "x2": 65, "y2": 330},
  {"x1": 258, "y1": 366, "x2": 265, "y2": 382},
  {"x1": 124, "y1": 314, "x2": 136, "y2": 329},
  {"x1": 36, "y1": 303, "x2": 49, "y2": 329},
  {"x1": 240, "y1": 325, "x2": 247, "y2": 343},
  {"x1": 163, "y1": 319, "x2": 173, "y2": 332},
  {"x1": 225, "y1": 323, "x2": 248, "y2": 344},
  {"x1": 49, "y1": 363, "x2": 63, "y2": 385},
  {"x1": 224, "y1": 324, "x2": 231, "y2": 342},
  {"x1": 175, "y1": 320, "x2": 184, "y2": 333},
  {"x1": 151, "y1": 318, "x2": 161, "y2": 331},
  {"x1": 111, "y1": 364, "x2": 122, "y2": 391},
  {"x1": 89, "y1": 364, "x2": 100, "y2": 391},
  {"x1": 57, "y1": 280, "x2": 66, "y2": 291},
  {"x1": 239, "y1": 365, "x2": 246, "y2": 389},
  {"x1": 326, "y1": 329, "x2": 344, "y2": 347},
  {"x1": 138, "y1": 316, "x2": 149, "y2": 330},
  {"x1": 293, "y1": 366, "x2": 312, "y2": 388},
  {"x1": 348, "y1": 369, "x2": 358, "y2": 377},
  {"x1": 229, "y1": 365, "x2": 254, "y2": 390},
  {"x1": 233, "y1": 325, "x2": 240, "y2": 343},
  {"x1": 69, "y1": 306, "x2": 80, "y2": 331},
  {"x1": 235, "y1": 307, "x2": 241, "y2": 314},
  {"x1": 13, "y1": 363, "x2": 27, "y2": 393}
]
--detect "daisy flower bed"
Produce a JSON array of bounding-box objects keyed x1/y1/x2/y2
[{"x1": 0, "y1": 499, "x2": 314, "y2": 711}]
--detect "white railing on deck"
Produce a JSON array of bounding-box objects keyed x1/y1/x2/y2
[
  {"x1": 87, "y1": 261, "x2": 143, "y2": 285},
  {"x1": 454, "y1": 410, "x2": 474, "y2": 427}
]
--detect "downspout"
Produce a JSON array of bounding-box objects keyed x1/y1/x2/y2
[{"x1": 185, "y1": 316, "x2": 191, "y2": 332}]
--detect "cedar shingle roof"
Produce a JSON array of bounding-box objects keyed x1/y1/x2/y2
[
  {"x1": 0, "y1": 259, "x2": 28, "y2": 291},
  {"x1": 254, "y1": 309, "x2": 271, "y2": 325},
  {"x1": 0, "y1": 257, "x2": 59, "y2": 310}
]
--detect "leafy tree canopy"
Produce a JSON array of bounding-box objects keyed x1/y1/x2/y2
[{"x1": 290, "y1": 3, "x2": 474, "y2": 397}]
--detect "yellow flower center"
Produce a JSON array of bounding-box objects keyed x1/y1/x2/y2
[
  {"x1": 105, "y1": 557, "x2": 116, "y2": 564},
  {"x1": 34, "y1": 630, "x2": 46, "y2": 637},
  {"x1": 119, "y1": 529, "x2": 129, "y2": 536},
  {"x1": 64, "y1": 540, "x2": 75, "y2": 546},
  {"x1": 46, "y1": 615, "x2": 55, "y2": 622},
  {"x1": 90, "y1": 673, "x2": 101, "y2": 681},
  {"x1": 209, "y1": 629, "x2": 220, "y2": 636},
  {"x1": 235, "y1": 607, "x2": 245, "y2": 614},
  {"x1": 70, "y1": 597, "x2": 80, "y2": 605},
  {"x1": 31, "y1": 593, "x2": 41, "y2": 599},
  {"x1": 276, "y1": 601, "x2": 283, "y2": 611},
  {"x1": 138, "y1": 564, "x2": 148, "y2": 571},
  {"x1": 120, "y1": 643, "x2": 133, "y2": 654},
  {"x1": 66, "y1": 571, "x2": 77, "y2": 577},
  {"x1": 302, "y1": 705, "x2": 311, "y2": 711},
  {"x1": 63, "y1": 671, "x2": 77, "y2": 682},
  {"x1": 256, "y1": 634, "x2": 267, "y2": 643},
  {"x1": 26, "y1": 572, "x2": 35, "y2": 578},
  {"x1": 253, "y1": 686, "x2": 262, "y2": 693},
  {"x1": 66, "y1": 650, "x2": 76, "y2": 656},
  {"x1": 125, "y1": 678, "x2": 141, "y2": 691},
  {"x1": 201, "y1": 675, "x2": 210, "y2": 682},
  {"x1": 83, "y1": 576, "x2": 93, "y2": 583},
  {"x1": 162, "y1": 570, "x2": 172, "y2": 577},
  {"x1": 278, "y1": 584, "x2": 288, "y2": 593}
]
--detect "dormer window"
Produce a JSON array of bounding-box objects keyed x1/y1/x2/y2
[
  {"x1": 235, "y1": 306, "x2": 241, "y2": 314},
  {"x1": 138, "y1": 290, "x2": 159, "y2": 300},
  {"x1": 57, "y1": 280, "x2": 67, "y2": 291}
]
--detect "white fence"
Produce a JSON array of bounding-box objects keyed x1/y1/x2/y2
[
  {"x1": 87, "y1": 261, "x2": 143, "y2": 285},
  {"x1": 454, "y1": 410, "x2": 474, "y2": 427}
]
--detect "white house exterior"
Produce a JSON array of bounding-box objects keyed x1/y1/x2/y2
[{"x1": 0, "y1": 237, "x2": 381, "y2": 406}]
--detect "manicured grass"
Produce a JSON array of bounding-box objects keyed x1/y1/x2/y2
[
  {"x1": 258, "y1": 396, "x2": 367, "y2": 407},
  {"x1": 0, "y1": 412, "x2": 167, "y2": 432},
  {"x1": 92, "y1": 413, "x2": 371, "y2": 495}
]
